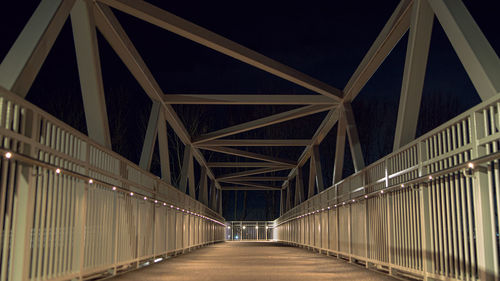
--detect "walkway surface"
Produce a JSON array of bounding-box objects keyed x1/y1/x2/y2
[{"x1": 110, "y1": 241, "x2": 397, "y2": 281}]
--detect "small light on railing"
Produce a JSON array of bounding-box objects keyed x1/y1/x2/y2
[
  {"x1": 88, "y1": 179, "x2": 93, "y2": 184},
  {"x1": 176, "y1": 207, "x2": 179, "y2": 210},
  {"x1": 170, "y1": 205, "x2": 173, "y2": 208},
  {"x1": 55, "y1": 168, "x2": 61, "y2": 174},
  {"x1": 352, "y1": 199, "x2": 355, "y2": 203},
  {"x1": 266, "y1": 226, "x2": 268, "y2": 229},
  {"x1": 364, "y1": 195, "x2": 368, "y2": 199},
  {"x1": 228, "y1": 226, "x2": 231, "y2": 229},
  {"x1": 334, "y1": 205, "x2": 337, "y2": 208},
  {"x1": 163, "y1": 202, "x2": 166, "y2": 206},
  {"x1": 429, "y1": 175, "x2": 433, "y2": 180},
  {"x1": 154, "y1": 200, "x2": 158, "y2": 204},
  {"x1": 321, "y1": 208, "x2": 325, "y2": 211},
  {"x1": 401, "y1": 184, "x2": 404, "y2": 188},
  {"x1": 342, "y1": 202, "x2": 345, "y2": 205},
  {"x1": 144, "y1": 196, "x2": 147, "y2": 200},
  {"x1": 381, "y1": 190, "x2": 384, "y2": 194},
  {"x1": 112, "y1": 186, "x2": 116, "y2": 191},
  {"x1": 182, "y1": 209, "x2": 185, "y2": 212},
  {"x1": 468, "y1": 162, "x2": 474, "y2": 169},
  {"x1": 5, "y1": 152, "x2": 12, "y2": 159},
  {"x1": 327, "y1": 206, "x2": 331, "y2": 210},
  {"x1": 130, "y1": 192, "x2": 134, "y2": 196},
  {"x1": 243, "y1": 226, "x2": 246, "y2": 229},
  {"x1": 255, "y1": 226, "x2": 258, "y2": 229}
]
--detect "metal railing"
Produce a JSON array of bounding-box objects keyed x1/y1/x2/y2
[
  {"x1": 0, "y1": 87, "x2": 225, "y2": 281},
  {"x1": 225, "y1": 221, "x2": 274, "y2": 241},
  {"x1": 275, "y1": 93, "x2": 500, "y2": 280}
]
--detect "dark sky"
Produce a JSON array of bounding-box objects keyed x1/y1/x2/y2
[{"x1": 1, "y1": 1, "x2": 499, "y2": 220}]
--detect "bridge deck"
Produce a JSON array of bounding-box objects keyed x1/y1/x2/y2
[{"x1": 110, "y1": 242, "x2": 396, "y2": 281}]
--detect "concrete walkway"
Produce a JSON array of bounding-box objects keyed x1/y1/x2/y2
[{"x1": 110, "y1": 242, "x2": 397, "y2": 281}]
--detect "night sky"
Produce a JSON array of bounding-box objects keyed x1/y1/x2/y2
[{"x1": 1, "y1": 1, "x2": 499, "y2": 220}]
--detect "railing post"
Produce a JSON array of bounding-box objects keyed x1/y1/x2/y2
[{"x1": 470, "y1": 110, "x2": 498, "y2": 280}]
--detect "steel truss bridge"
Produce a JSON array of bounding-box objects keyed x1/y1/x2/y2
[{"x1": 1, "y1": 0, "x2": 500, "y2": 280}]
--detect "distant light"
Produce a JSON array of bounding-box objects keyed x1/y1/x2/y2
[
  {"x1": 5, "y1": 152, "x2": 12, "y2": 159},
  {"x1": 176, "y1": 207, "x2": 179, "y2": 210},
  {"x1": 144, "y1": 196, "x2": 147, "y2": 200},
  {"x1": 55, "y1": 168, "x2": 61, "y2": 174},
  {"x1": 352, "y1": 199, "x2": 355, "y2": 203},
  {"x1": 327, "y1": 207, "x2": 331, "y2": 210},
  {"x1": 163, "y1": 202, "x2": 167, "y2": 206},
  {"x1": 228, "y1": 226, "x2": 231, "y2": 229},
  {"x1": 243, "y1": 226, "x2": 246, "y2": 229},
  {"x1": 381, "y1": 190, "x2": 384, "y2": 194},
  {"x1": 342, "y1": 202, "x2": 345, "y2": 205},
  {"x1": 468, "y1": 162, "x2": 474, "y2": 169},
  {"x1": 154, "y1": 200, "x2": 158, "y2": 203},
  {"x1": 235, "y1": 235, "x2": 239, "y2": 239},
  {"x1": 171, "y1": 205, "x2": 174, "y2": 208},
  {"x1": 255, "y1": 226, "x2": 258, "y2": 229},
  {"x1": 401, "y1": 184, "x2": 404, "y2": 188},
  {"x1": 130, "y1": 192, "x2": 134, "y2": 196},
  {"x1": 266, "y1": 226, "x2": 268, "y2": 229},
  {"x1": 364, "y1": 195, "x2": 368, "y2": 198},
  {"x1": 89, "y1": 179, "x2": 93, "y2": 184},
  {"x1": 429, "y1": 175, "x2": 433, "y2": 180},
  {"x1": 112, "y1": 186, "x2": 116, "y2": 191}
]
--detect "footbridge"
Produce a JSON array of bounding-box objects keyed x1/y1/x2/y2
[{"x1": 1, "y1": 0, "x2": 500, "y2": 280}]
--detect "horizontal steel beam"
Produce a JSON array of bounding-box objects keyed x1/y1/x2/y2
[
  {"x1": 219, "y1": 181, "x2": 282, "y2": 189},
  {"x1": 163, "y1": 94, "x2": 337, "y2": 105}
]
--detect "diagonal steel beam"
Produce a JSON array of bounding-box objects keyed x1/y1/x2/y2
[
  {"x1": 220, "y1": 186, "x2": 281, "y2": 191},
  {"x1": 163, "y1": 94, "x2": 337, "y2": 105},
  {"x1": 94, "y1": 3, "x2": 220, "y2": 188},
  {"x1": 97, "y1": 0, "x2": 343, "y2": 101},
  {"x1": 207, "y1": 162, "x2": 290, "y2": 168},
  {"x1": 218, "y1": 181, "x2": 282, "y2": 190},
  {"x1": 224, "y1": 176, "x2": 288, "y2": 182},
  {"x1": 0, "y1": 0, "x2": 76, "y2": 97},
  {"x1": 193, "y1": 104, "x2": 335, "y2": 144},
  {"x1": 343, "y1": 0, "x2": 412, "y2": 102},
  {"x1": 217, "y1": 167, "x2": 291, "y2": 181},
  {"x1": 200, "y1": 139, "x2": 311, "y2": 147},
  {"x1": 198, "y1": 146, "x2": 296, "y2": 166}
]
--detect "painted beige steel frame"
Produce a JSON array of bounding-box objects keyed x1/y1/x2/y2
[
  {"x1": 193, "y1": 104, "x2": 335, "y2": 144},
  {"x1": 200, "y1": 139, "x2": 311, "y2": 147},
  {"x1": 217, "y1": 167, "x2": 291, "y2": 181},
  {"x1": 97, "y1": 0, "x2": 343, "y2": 101},
  {"x1": 163, "y1": 94, "x2": 337, "y2": 105},
  {"x1": 0, "y1": 0, "x2": 76, "y2": 97},
  {"x1": 393, "y1": 0, "x2": 434, "y2": 150},
  {"x1": 198, "y1": 146, "x2": 296, "y2": 166},
  {"x1": 71, "y1": 0, "x2": 112, "y2": 148}
]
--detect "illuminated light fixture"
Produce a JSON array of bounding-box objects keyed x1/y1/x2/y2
[
  {"x1": 154, "y1": 200, "x2": 158, "y2": 204},
  {"x1": 321, "y1": 208, "x2": 325, "y2": 211},
  {"x1": 255, "y1": 226, "x2": 258, "y2": 229},
  {"x1": 352, "y1": 199, "x2": 355, "y2": 203},
  {"x1": 5, "y1": 152, "x2": 12, "y2": 159},
  {"x1": 170, "y1": 205, "x2": 173, "y2": 208},
  {"x1": 88, "y1": 179, "x2": 93, "y2": 184},
  {"x1": 401, "y1": 184, "x2": 404, "y2": 188},
  {"x1": 112, "y1": 186, "x2": 116, "y2": 191},
  {"x1": 130, "y1": 192, "x2": 134, "y2": 196},
  {"x1": 55, "y1": 168, "x2": 61, "y2": 174},
  {"x1": 334, "y1": 205, "x2": 337, "y2": 208},
  {"x1": 154, "y1": 258, "x2": 163, "y2": 263},
  {"x1": 182, "y1": 209, "x2": 185, "y2": 212},
  {"x1": 364, "y1": 195, "x2": 368, "y2": 199},
  {"x1": 342, "y1": 202, "x2": 345, "y2": 205},
  {"x1": 381, "y1": 190, "x2": 384, "y2": 194},
  {"x1": 468, "y1": 162, "x2": 474, "y2": 169},
  {"x1": 176, "y1": 207, "x2": 179, "y2": 210},
  {"x1": 163, "y1": 203, "x2": 166, "y2": 206},
  {"x1": 243, "y1": 226, "x2": 246, "y2": 229},
  {"x1": 327, "y1": 207, "x2": 331, "y2": 210},
  {"x1": 144, "y1": 196, "x2": 147, "y2": 200},
  {"x1": 429, "y1": 175, "x2": 433, "y2": 180},
  {"x1": 266, "y1": 226, "x2": 268, "y2": 229},
  {"x1": 228, "y1": 226, "x2": 231, "y2": 229}
]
